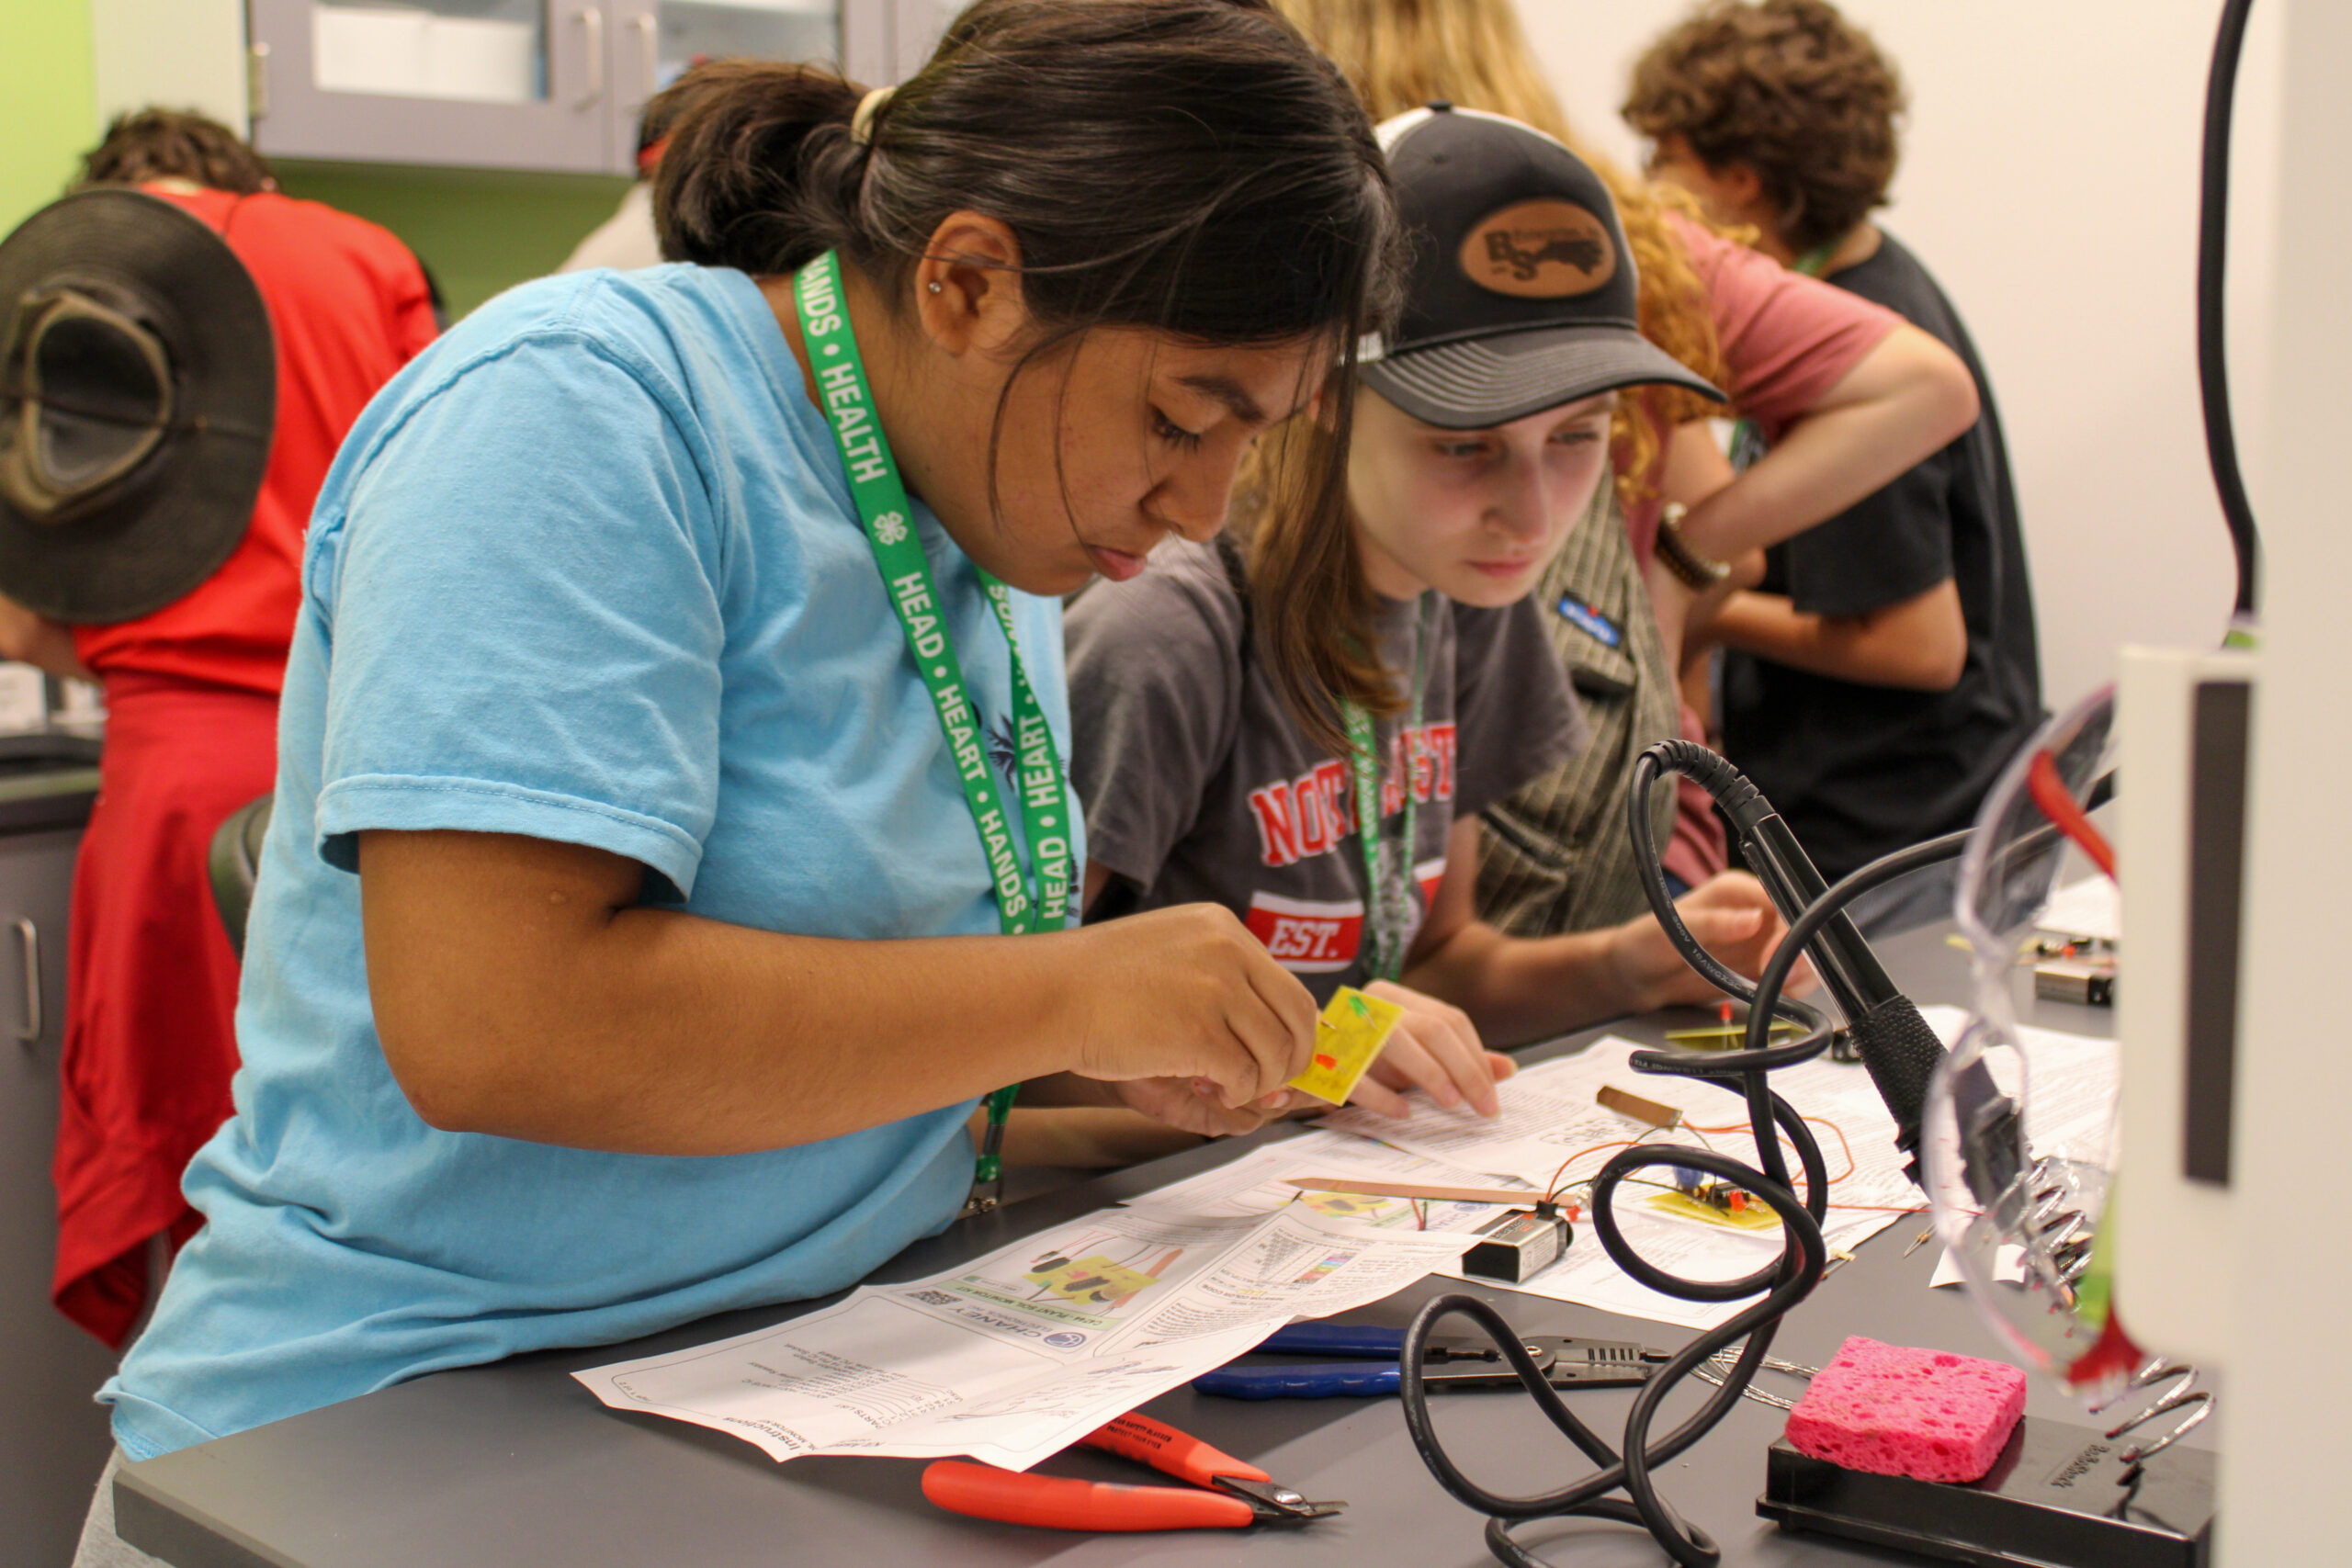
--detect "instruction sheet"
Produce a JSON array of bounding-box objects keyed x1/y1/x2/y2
[
  {"x1": 1287, "y1": 1007, "x2": 2119, "y2": 1331},
  {"x1": 1133, "y1": 1128, "x2": 1532, "y2": 1231},
  {"x1": 574, "y1": 1200, "x2": 1473, "y2": 1470}
]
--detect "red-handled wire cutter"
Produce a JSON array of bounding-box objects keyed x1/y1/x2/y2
[{"x1": 920, "y1": 1412, "x2": 1346, "y2": 1532}]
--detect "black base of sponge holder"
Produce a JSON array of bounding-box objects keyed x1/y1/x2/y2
[{"x1": 1758, "y1": 1416, "x2": 2214, "y2": 1568}]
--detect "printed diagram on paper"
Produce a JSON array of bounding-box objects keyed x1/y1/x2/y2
[
  {"x1": 1284, "y1": 1009, "x2": 2118, "y2": 1332},
  {"x1": 574, "y1": 1201, "x2": 1469, "y2": 1472},
  {"x1": 572, "y1": 1013, "x2": 2121, "y2": 1468},
  {"x1": 1301, "y1": 1040, "x2": 1909, "y2": 1331},
  {"x1": 1133, "y1": 1129, "x2": 1532, "y2": 1234},
  {"x1": 946, "y1": 1224, "x2": 1193, "y2": 1331}
]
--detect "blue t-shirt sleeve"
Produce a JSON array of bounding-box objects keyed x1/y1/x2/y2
[{"x1": 311, "y1": 332, "x2": 725, "y2": 901}]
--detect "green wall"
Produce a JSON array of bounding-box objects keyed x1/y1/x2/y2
[
  {"x1": 0, "y1": 2, "x2": 630, "y2": 319},
  {"x1": 272, "y1": 162, "x2": 632, "y2": 320},
  {"x1": 0, "y1": 0, "x2": 97, "y2": 234}
]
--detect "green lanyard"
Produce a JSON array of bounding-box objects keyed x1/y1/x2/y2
[
  {"x1": 1340, "y1": 592, "x2": 1440, "y2": 982},
  {"x1": 791, "y1": 250, "x2": 1072, "y2": 1211},
  {"x1": 1728, "y1": 236, "x2": 1844, "y2": 470}
]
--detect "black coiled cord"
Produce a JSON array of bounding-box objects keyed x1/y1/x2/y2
[
  {"x1": 1397, "y1": 743, "x2": 1971, "y2": 1568},
  {"x1": 1402, "y1": 1163, "x2": 1826, "y2": 1568}
]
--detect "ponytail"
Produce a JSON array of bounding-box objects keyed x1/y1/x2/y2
[{"x1": 650, "y1": 60, "x2": 865, "y2": 274}]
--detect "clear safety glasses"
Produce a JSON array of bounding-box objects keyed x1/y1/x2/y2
[
  {"x1": 1922, "y1": 687, "x2": 2212, "y2": 1464},
  {"x1": 1923, "y1": 685, "x2": 2125, "y2": 1393}
]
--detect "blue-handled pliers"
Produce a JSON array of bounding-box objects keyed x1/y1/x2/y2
[{"x1": 1194, "y1": 1322, "x2": 1670, "y2": 1401}]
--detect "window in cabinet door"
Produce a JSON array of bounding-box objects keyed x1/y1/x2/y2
[{"x1": 311, "y1": 1, "x2": 548, "y2": 105}]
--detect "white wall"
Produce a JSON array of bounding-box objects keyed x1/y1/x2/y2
[
  {"x1": 91, "y1": 0, "x2": 247, "y2": 134},
  {"x1": 1517, "y1": 0, "x2": 2283, "y2": 710}
]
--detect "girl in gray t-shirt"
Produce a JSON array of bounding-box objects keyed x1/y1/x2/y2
[{"x1": 1063, "y1": 109, "x2": 1802, "y2": 1157}]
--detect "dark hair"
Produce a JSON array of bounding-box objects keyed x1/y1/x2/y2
[
  {"x1": 638, "y1": 59, "x2": 742, "y2": 165},
  {"x1": 77, "y1": 108, "x2": 275, "y2": 196},
  {"x1": 654, "y1": 0, "x2": 1404, "y2": 745},
  {"x1": 1624, "y1": 0, "x2": 1905, "y2": 255}
]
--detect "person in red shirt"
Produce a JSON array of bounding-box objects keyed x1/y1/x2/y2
[{"x1": 0, "y1": 110, "x2": 437, "y2": 1346}]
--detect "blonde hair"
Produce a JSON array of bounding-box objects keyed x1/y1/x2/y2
[{"x1": 1272, "y1": 0, "x2": 1729, "y2": 510}]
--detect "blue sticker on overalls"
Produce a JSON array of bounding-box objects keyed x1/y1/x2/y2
[{"x1": 1555, "y1": 591, "x2": 1622, "y2": 649}]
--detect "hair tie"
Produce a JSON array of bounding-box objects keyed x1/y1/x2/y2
[{"x1": 849, "y1": 85, "x2": 896, "y2": 147}]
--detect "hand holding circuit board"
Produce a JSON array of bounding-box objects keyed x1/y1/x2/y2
[{"x1": 1287, "y1": 987, "x2": 1406, "y2": 1105}]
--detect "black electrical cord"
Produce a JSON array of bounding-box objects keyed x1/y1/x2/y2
[
  {"x1": 1627, "y1": 745, "x2": 1835, "y2": 1076},
  {"x1": 2199, "y1": 0, "x2": 2261, "y2": 619},
  {"x1": 1401, "y1": 1162, "x2": 1826, "y2": 1568},
  {"x1": 1721, "y1": 825, "x2": 1972, "y2": 1062},
  {"x1": 1398, "y1": 750, "x2": 2124, "y2": 1568},
  {"x1": 1398, "y1": 745, "x2": 1912, "y2": 1568}
]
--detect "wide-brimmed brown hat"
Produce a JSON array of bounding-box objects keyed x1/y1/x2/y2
[{"x1": 0, "y1": 187, "x2": 274, "y2": 623}]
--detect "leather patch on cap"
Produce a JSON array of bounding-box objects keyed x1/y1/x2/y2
[{"x1": 1458, "y1": 199, "x2": 1616, "y2": 299}]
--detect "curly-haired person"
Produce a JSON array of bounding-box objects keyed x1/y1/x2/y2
[{"x1": 1628, "y1": 0, "x2": 2044, "y2": 927}]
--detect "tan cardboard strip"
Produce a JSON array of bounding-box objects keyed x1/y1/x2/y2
[{"x1": 1283, "y1": 1177, "x2": 1533, "y2": 1206}]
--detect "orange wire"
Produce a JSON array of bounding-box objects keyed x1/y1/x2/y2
[
  {"x1": 1687, "y1": 1115, "x2": 1857, "y2": 1186},
  {"x1": 1544, "y1": 1138, "x2": 1646, "y2": 1204},
  {"x1": 1559, "y1": 1113, "x2": 1871, "y2": 1213},
  {"x1": 2028, "y1": 749, "x2": 2116, "y2": 879}
]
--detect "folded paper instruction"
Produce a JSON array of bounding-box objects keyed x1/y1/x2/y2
[{"x1": 574, "y1": 1199, "x2": 1473, "y2": 1472}]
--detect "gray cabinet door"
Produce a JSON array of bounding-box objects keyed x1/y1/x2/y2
[
  {"x1": 251, "y1": 0, "x2": 615, "y2": 174},
  {"x1": 251, "y1": 1, "x2": 889, "y2": 177},
  {"x1": 0, "y1": 828, "x2": 119, "y2": 1568}
]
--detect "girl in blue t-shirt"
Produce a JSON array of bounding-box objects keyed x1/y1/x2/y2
[{"x1": 82, "y1": 0, "x2": 1403, "y2": 1516}]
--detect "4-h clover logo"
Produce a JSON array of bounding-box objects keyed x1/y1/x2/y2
[{"x1": 872, "y1": 510, "x2": 909, "y2": 546}]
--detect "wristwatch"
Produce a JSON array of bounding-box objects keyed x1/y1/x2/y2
[{"x1": 1654, "y1": 503, "x2": 1730, "y2": 591}]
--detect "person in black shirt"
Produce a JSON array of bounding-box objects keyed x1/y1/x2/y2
[{"x1": 1624, "y1": 0, "x2": 2043, "y2": 919}]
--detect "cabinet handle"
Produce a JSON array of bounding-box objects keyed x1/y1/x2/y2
[
  {"x1": 634, "y1": 12, "x2": 658, "y2": 98},
  {"x1": 577, "y1": 8, "x2": 605, "y2": 110},
  {"x1": 12, "y1": 919, "x2": 38, "y2": 1044}
]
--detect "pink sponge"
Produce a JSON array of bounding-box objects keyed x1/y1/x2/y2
[{"x1": 1783, "y1": 1337, "x2": 2027, "y2": 1483}]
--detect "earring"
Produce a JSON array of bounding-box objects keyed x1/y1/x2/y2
[{"x1": 927, "y1": 281, "x2": 944, "y2": 294}]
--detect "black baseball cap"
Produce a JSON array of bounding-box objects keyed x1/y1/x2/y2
[{"x1": 1359, "y1": 105, "x2": 1725, "y2": 430}]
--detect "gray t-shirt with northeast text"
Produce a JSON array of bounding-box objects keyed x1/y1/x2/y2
[{"x1": 1066, "y1": 538, "x2": 1584, "y2": 1002}]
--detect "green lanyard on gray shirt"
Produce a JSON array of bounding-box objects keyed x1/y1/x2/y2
[
  {"x1": 1340, "y1": 592, "x2": 1440, "y2": 982},
  {"x1": 791, "y1": 250, "x2": 1071, "y2": 1209}
]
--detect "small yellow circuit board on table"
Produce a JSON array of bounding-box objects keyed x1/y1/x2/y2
[
  {"x1": 1288, "y1": 986, "x2": 1405, "y2": 1105},
  {"x1": 1646, "y1": 1190, "x2": 1781, "y2": 1232}
]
